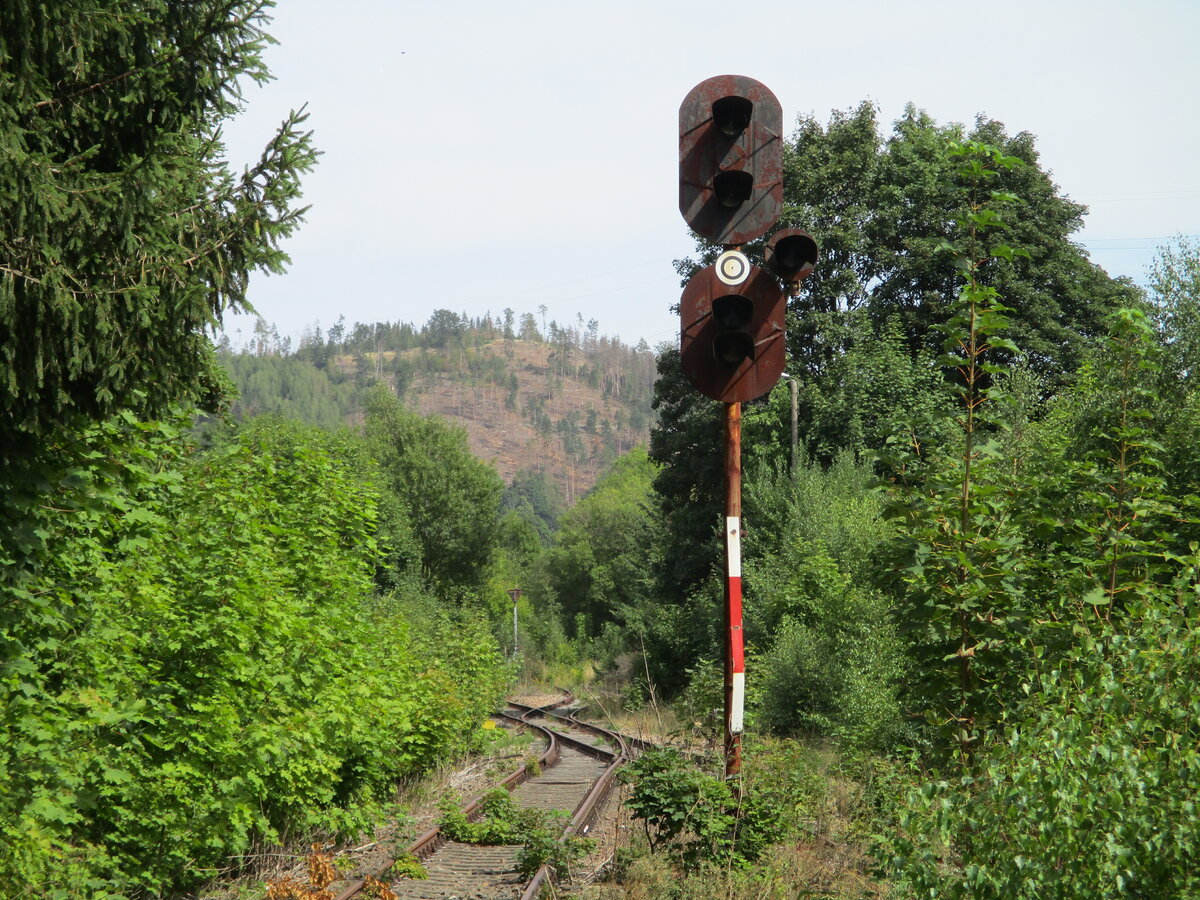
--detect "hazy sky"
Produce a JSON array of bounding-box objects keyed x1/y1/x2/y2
[{"x1": 220, "y1": 0, "x2": 1200, "y2": 350}]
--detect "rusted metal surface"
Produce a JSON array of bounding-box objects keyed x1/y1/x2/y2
[
  {"x1": 391, "y1": 843, "x2": 524, "y2": 898},
  {"x1": 518, "y1": 706, "x2": 629, "y2": 900},
  {"x1": 676, "y1": 75, "x2": 819, "y2": 792},
  {"x1": 679, "y1": 75, "x2": 783, "y2": 245},
  {"x1": 568, "y1": 706, "x2": 660, "y2": 759},
  {"x1": 764, "y1": 227, "x2": 819, "y2": 289},
  {"x1": 393, "y1": 744, "x2": 610, "y2": 899},
  {"x1": 405, "y1": 712, "x2": 560, "y2": 863},
  {"x1": 680, "y1": 263, "x2": 786, "y2": 404},
  {"x1": 331, "y1": 705, "x2": 564, "y2": 900}
]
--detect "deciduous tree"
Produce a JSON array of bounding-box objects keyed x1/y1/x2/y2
[{"x1": 364, "y1": 386, "x2": 503, "y2": 598}]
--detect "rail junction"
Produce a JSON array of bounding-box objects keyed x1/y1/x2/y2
[{"x1": 330, "y1": 691, "x2": 640, "y2": 900}]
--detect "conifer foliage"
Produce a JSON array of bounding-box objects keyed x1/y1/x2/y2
[
  {"x1": 0, "y1": 6, "x2": 519, "y2": 895},
  {"x1": 0, "y1": 0, "x2": 316, "y2": 439}
]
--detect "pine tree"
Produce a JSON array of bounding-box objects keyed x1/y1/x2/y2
[{"x1": 0, "y1": 1, "x2": 317, "y2": 442}]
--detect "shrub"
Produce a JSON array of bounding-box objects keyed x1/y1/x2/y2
[
  {"x1": 888, "y1": 582, "x2": 1200, "y2": 898},
  {"x1": 754, "y1": 553, "x2": 906, "y2": 750},
  {"x1": 0, "y1": 418, "x2": 510, "y2": 895},
  {"x1": 619, "y1": 749, "x2": 784, "y2": 870}
]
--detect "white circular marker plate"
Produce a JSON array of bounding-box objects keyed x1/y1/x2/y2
[{"x1": 715, "y1": 249, "x2": 751, "y2": 286}]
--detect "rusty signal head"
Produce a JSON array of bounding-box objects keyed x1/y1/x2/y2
[
  {"x1": 680, "y1": 263, "x2": 786, "y2": 403},
  {"x1": 679, "y1": 76, "x2": 783, "y2": 246},
  {"x1": 765, "y1": 228, "x2": 819, "y2": 286}
]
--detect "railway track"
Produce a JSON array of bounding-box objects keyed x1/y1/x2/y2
[{"x1": 331, "y1": 690, "x2": 635, "y2": 900}]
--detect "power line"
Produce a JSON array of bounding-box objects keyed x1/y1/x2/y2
[
  {"x1": 1080, "y1": 189, "x2": 1200, "y2": 202},
  {"x1": 1080, "y1": 232, "x2": 1200, "y2": 247}
]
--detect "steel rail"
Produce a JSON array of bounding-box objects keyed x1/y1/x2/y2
[
  {"x1": 332, "y1": 689, "x2": 636, "y2": 900},
  {"x1": 514, "y1": 698, "x2": 630, "y2": 900},
  {"x1": 331, "y1": 698, "x2": 566, "y2": 900},
  {"x1": 570, "y1": 705, "x2": 657, "y2": 755}
]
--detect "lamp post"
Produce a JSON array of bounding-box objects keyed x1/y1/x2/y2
[
  {"x1": 506, "y1": 588, "x2": 523, "y2": 658},
  {"x1": 779, "y1": 372, "x2": 798, "y2": 474}
]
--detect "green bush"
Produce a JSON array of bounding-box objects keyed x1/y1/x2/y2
[
  {"x1": 619, "y1": 749, "x2": 785, "y2": 870},
  {"x1": 438, "y1": 788, "x2": 529, "y2": 844},
  {"x1": 738, "y1": 452, "x2": 905, "y2": 750},
  {"x1": 753, "y1": 552, "x2": 906, "y2": 751},
  {"x1": 745, "y1": 451, "x2": 891, "y2": 585},
  {"x1": 0, "y1": 417, "x2": 509, "y2": 896},
  {"x1": 437, "y1": 788, "x2": 587, "y2": 879},
  {"x1": 515, "y1": 825, "x2": 593, "y2": 880},
  {"x1": 888, "y1": 582, "x2": 1200, "y2": 898}
]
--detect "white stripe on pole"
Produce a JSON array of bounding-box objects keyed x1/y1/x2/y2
[
  {"x1": 726, "y1": 517, "x2": 741, "y2": 577},
  {"x1": 730, "y1": 672, "x2": 745, "y2": 734}
]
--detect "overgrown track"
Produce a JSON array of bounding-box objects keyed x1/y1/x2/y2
[{"x1": 332, "y1": 691, "x2": 634, "y2": 900}]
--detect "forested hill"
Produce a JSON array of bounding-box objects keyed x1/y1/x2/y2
[{"x1": 217, "y1": 310, "x2": 657, "y2": 502}]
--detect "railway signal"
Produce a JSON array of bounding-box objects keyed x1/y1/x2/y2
[
  {"x1": 765, "y1": 227, "x2": 819, "y2": 291},
  {"x1": 679, "y1": 252, "x2": 786, "y2": 404},
  {"x1": 679, "y1": 75, "x2": 783, "y2": 246},
  {"x1": 676, "y1": 76, "x2": 818, "y2": 782}
]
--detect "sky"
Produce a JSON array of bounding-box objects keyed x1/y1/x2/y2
[{"x1": 219, "y1": 0, "x2": 1200, "y2": 351}]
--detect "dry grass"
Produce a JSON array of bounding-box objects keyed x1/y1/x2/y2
[
  {"x1": 582, "y1": 838, "x2": 882, "y2": 900},
  {"x1": 560, "y1": 725, "x2": 887, "y2": 900}
]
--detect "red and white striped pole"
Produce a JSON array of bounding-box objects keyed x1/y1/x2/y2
[{"x1": 723, "y1": 401, "x2": 744, "y2": 780}]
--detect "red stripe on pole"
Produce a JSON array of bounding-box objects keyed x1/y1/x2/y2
[
  {"x1": 729, "y1": 575, "x2": 744, "y2": 673},
  {"x1": 723, "y1": 402, "x2": 744, "y2": 777}
]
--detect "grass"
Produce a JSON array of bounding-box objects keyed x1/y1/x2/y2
[{"x1": 565, "y1": 734, "x2": 889, "y2": 900}]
